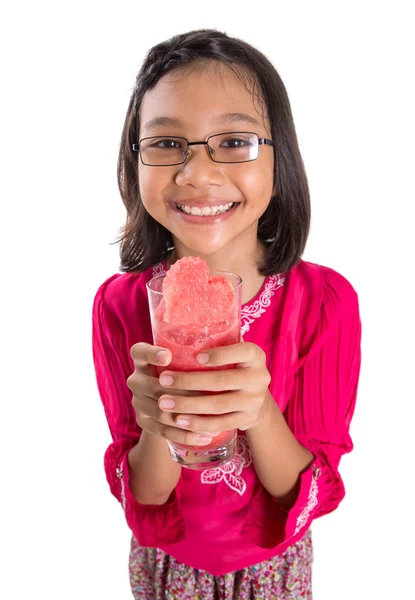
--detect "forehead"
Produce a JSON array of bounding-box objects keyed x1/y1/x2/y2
[{"x1": 139, "y1": 63, "x2": 269, "y2": 135}]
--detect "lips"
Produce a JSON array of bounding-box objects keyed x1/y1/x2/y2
[
  {"x1": 169, "y1": 199, "x2": 240, "y2": 223},
  {"x1": 176, "y1": 202, "x2": 236, "y2": 216},
  {"x1": 170, "y1": 198, "x2": 241, "y2": 215}
]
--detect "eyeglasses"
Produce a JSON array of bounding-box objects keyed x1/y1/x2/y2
[{"x1": 132, "y1": 132, "x2": 274, "y2": 166}]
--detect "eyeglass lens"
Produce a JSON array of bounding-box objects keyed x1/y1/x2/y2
[{"x1": 139, "y1": 133, "x2": 259, "y2": 165}]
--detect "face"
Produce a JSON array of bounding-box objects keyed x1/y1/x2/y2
[{"x1": 138, "y1": 63, "x2": 274, "y2": 259}]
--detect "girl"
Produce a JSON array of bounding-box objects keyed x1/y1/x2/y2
[{"x1": 92, "y1": 29, "x2": 362, "y2": 599}]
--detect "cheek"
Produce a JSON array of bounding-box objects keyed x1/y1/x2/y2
[
  {"x1": 138, "y1": 165, "x2": 171, "y2": 208},
  {"x1": 240, "y1": 163, "x2": 274, "y2": 210},
  {"x1": 138, "y1": 165, "x2": 156, "y2": 195}
]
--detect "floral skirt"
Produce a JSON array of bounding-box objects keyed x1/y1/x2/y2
[{"x1": 129, "y1": 529, "x2": 313, "y2": 599}]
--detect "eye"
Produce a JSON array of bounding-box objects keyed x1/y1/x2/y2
[
  {"x1": 150, "y1": 138, "x2": 183, "y2": 150},
  {"x1": 220, "y1": 137, "x2": 253, "y2": 149}
]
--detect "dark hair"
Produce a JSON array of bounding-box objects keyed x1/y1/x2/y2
[{"x1": 115, "y1": 29, "x2": 310, "y2": 276}]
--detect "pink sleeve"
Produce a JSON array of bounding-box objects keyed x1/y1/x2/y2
[
  {"x1": 92, "y1": 277, "x2": 186, "y2": 546},
  {"x1": 243, "y1": 266, "x2": 362, "y2": 549}
]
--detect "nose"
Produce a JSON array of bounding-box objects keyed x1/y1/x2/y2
[{"x1": 174, "y1": 145, "x2": 225, "y2": 188}]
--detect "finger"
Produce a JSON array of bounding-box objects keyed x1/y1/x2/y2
[
  {"x1": 143, "y1": 418, "x2": 217, "y2": 446},
  {"x1": 195, "y1": 342, "x2": 266, "y2": 368},
  {"x1": 133, "y1": 394, "x2": 190, "y2": 431},
  {"x1": 132, "y1": 392, "x2": 211, "y2": 435},
  {"x1": 127, "y1": 371, "x2": 202, "y2": 401},
  {"x1": 128, "y1": 369, "x2": 207, "y2": 401},
  {"x1": 127, "y1": 371, "x2": 168, "y2": 400},
  {"x1": 134, "y1": 394, "x2": 229, "y2": 440},
  {"x1": 173, "y1": 412, "x2": 249, "y2": 434},
  {"x1": 158, "y1": 392, "x2": 248, "y2": 415},
  {"x1": 159, "y1": 367, "x2": 255, "y2": 392},
  {"x1": 130, "y1": 342, "x2": 172, "y2": 368}
]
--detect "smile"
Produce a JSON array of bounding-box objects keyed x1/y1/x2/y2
[{"x1": 175, "y1": 202, "x2": 236, "y2": 216}]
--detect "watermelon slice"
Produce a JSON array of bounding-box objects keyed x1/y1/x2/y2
[{"x1": 159, "y1": 256, "x2": 236, "y2": 328}]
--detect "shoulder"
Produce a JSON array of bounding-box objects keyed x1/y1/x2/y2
[
  {"x1": 293, "y1": 259, "x2": 359, "y2": 312},
  {"x1": 92, "y1": 264, "x2": 161, "y2": 319},
  {"x1": 92, "y1": 264, "x2": 163, "y2": 346},
  {"x1": 93, "y1": 272, "x2": 139, "y2": 309},
  {"x1": 284, "y1": 260, "x2": 360, "y2": 361}
]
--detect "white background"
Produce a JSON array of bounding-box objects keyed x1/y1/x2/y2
[{"x1": 1, "y1": 1, "x2": 414, "y2": 598}]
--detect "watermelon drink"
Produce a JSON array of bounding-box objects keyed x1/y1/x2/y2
[{"x1": 147, "y1": 257, "x2": 242, "y2": 470}]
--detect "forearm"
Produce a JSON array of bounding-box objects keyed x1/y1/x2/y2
[
  {"x1": 246, "y1": 391, "x2": 314, "y2": 510},
  {"x1": 127, "y1": 431, "x2": 182, "y2": 505}
]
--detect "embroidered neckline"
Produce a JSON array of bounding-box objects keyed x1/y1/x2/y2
[
  {"x1": 240, "y1": 274, "x2": 285, "y2": 335},
  {"x1": 152, "y1": 262, "x2": 285, "y2": 334}
]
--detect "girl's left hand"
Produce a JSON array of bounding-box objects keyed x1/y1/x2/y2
[{"x1": 157, "y1": 342, "x2": 272, "y2": 433}]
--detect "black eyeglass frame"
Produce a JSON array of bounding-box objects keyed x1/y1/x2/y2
[{"x1": 132, "y1": 131, "x2": 274, "y2": 166}]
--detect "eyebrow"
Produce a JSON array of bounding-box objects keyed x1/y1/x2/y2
[
  {"x1": 218, "y1": 112, "x2": 262, "y2": 127},
  {"x1": 142, "y1": 112, "x2": 262, "y2": 133},
  {"x1": 142, "y1": 116, "x2": 182, "y2": 131}
]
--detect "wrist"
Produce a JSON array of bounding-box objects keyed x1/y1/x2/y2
[
  {"x1": 246, "y1": 389, "x2": 277, "y2": 434},
  {"x1": 127, "y1": 430, "x2": 182, "y2": 505}
]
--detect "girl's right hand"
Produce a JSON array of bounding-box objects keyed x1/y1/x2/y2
[{"x1": 127, "y1": 342, "x2": 212, "y2": 446}]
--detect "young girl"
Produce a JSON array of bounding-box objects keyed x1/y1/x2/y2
[{"x1": 92, "y1": 29, "x2": 362, "y2": 599}]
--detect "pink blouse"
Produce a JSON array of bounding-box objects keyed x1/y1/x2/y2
[{"x1": 92, "y1": 259, "x2": 362, "y2": 576}]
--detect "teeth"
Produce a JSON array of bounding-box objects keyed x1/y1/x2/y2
[{"x1": 177, "y1": 202, "x2": 235, "y2": 216}]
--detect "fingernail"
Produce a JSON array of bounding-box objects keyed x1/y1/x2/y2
[
  {"x1": 160, "y1": 374, "x2": 174, "y2": 386},
  {"x1": 156, "y1": 350, "x2": 169, "y2": 363},
  {"x1": 176, "y1": 418, "x2": 190, "y2": 427},
  {"x1": 159, "y1": 398, "x2": 175, "y2": 410},
  {"x1": 210, "y1": 432, "x2": 221, "y2": 437},
  {"x1": 196, "y1": 353, "x2": 209, "y2": 364},
  {"x1": 197, "y1": 435, "x2": 212, "y2": 444}
]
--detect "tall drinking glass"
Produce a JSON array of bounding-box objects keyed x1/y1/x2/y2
[{"x1": 147, "y1": 270, "x2": 242, "y2": 470}]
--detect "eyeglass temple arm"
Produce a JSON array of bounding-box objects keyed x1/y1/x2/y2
[{"x1": 258, "y1": 138, "x2": 274, "y2": 146}]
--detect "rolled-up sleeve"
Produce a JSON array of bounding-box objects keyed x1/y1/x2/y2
[
  {"x1": 92, "y1": 277, "x2": 186, "y2": 546},
  {"x1": 243, "y1": 266, "x2": 362, "y2": 549}
]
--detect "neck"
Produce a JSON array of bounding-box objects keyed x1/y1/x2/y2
[{"x1": 166, "y1": 236, "x2": 267, "y2": 305}]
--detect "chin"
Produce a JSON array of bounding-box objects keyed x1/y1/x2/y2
[{"x1": 174, "y1": 238, "x2": 228, "y2": 258}]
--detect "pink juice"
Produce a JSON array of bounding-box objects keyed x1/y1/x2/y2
[{"x1": 154, "y1": 316, "x2": 240, "y2": 451}]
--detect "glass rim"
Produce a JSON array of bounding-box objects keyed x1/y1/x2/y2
[
  {"x1": 146, "y1": 269, "x2": 242, "y2": 296},
  {"x1": 138, "y1": 131, "x2": 261, "y2": 144},
  {"x1": 135, "y1": 131, "x2": 274, "y2": 166}
]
